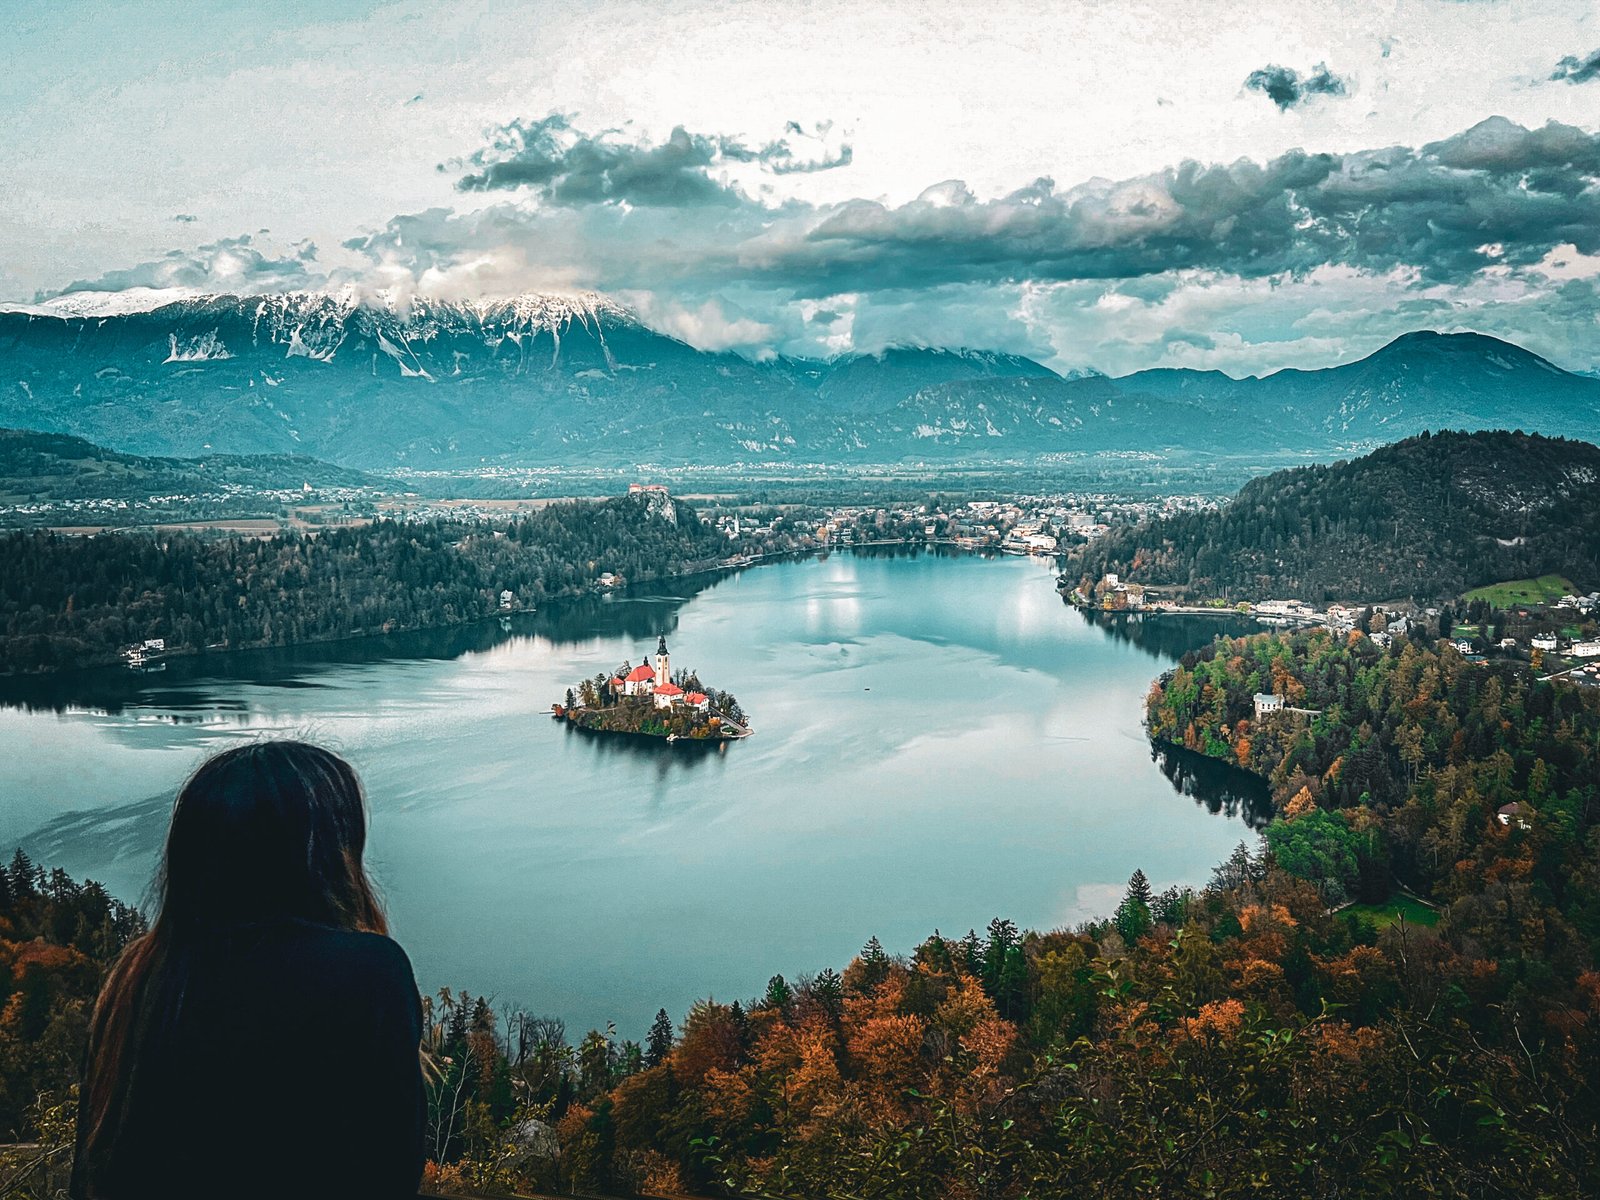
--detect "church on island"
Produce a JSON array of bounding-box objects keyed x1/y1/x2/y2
[
  {"x1": 616, "y1": 636, "x2": 711, "y2": 711},
  {"x1": 554, "y1": 634, "x2": 746, "y2": 742}
]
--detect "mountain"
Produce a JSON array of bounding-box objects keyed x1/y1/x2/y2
[
  {"x1": 1075, "y1": 430, "x2": 1600, "y2": 602},
  {"x1": 1117, "y1": 331, "x2": 1600, "y2": 445},
  {"x1": 2, "y1": 291, "x2": 1597, "y2": 469}
]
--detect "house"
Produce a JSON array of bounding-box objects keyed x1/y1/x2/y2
[
  {"x1": 1571, "y1": 641, "x2": 1600, "y2": 658},
  {"x1": 1499, "y1": 637, "x2": 1518, "y2": 650},
  {"x1": 1497, "y1": 802, "x2": 1530, "y2": 830},
  {"x1": 1532, "y1": 634, "x2": 1559, "y2": 652},
  {"x1": 1253, "y1": 693, "x2": 1285, "y2": 718},
  {"x1": 1454, "y1": 640, "x2": 1474, "y2": 654},
  {"x1": 499, "y1": 590, "x2": 515, "y2": 610},
  {"x1": 685, "y1": 691, "x2": 710, "y2": 711},
  {"x1": 653, "y1": 682, "x2": 684, "y2": 709}
]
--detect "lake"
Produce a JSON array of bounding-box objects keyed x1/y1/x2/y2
[{"x1": 0, "y1": 549, "x2": 1268, "y2": 1040}]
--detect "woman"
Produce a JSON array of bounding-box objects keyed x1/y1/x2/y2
[{"x1": 72, "y1": 741, "x2": 426, "y2": 1199}]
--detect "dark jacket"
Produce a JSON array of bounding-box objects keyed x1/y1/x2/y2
[{"x1": 72, "y1": 921, "x2": 426, "y2": 1199}]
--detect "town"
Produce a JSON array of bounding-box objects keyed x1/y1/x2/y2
[{"x1": 1071, "y1": 572, "x2": 1600, "y2": 688}]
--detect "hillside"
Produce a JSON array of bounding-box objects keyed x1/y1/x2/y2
[
  {"x1": 0, "y1": 428, "x2": 386, "y2": 528},
  {"x1": 0, "y1": 428, "x2": 380, "y2": 500},
  {"x1": 0, "y1": 492, "x2": 731, "y2": 672},
  {"x1": 1075, "y1": 430, "x2": 1600, "y2": 602},
  {"x1": 2, "y1": 292, "x2": 1597, "y2": 469}
]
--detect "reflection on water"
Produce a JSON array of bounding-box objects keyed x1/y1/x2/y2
[
  {"x1": 1151, "y1": 741, "x2": 1275, "y2": 830},
  {"x1": 1074, "y1": 607, "x2": 1259, "y2": 662},
  {"x1": 0, "y1": 570, "x2": 732, "y2": 717}
]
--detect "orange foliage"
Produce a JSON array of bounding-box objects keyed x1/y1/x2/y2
[
  {"x1": 1182, "y1": 997, "x2": 1244, "y2": 1039},
  {"x1": 1235, "y1": 958, "x2": 1286, "y2": 994},
  {"x1": 1284, "y1": 786, "x2": 1318, "y2": 819},
  {"x1": 556, "y1": 1102, "x2": 593, "y2": 1145},
  {"x1": 1314, "y1": 1021, "x2": 1384, "y2": 1064},
  {"x1": 1238, "y1": 902, "x2": 1297, "y2": 932}
]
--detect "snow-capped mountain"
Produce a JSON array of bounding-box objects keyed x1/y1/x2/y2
[{"x1": 0, "y1": 292, "x2": 1595, "y2": 468}]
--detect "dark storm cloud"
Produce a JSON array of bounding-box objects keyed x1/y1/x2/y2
[
  {"x1": 450, "y1": 113, "x2": 852, "y2": 204},
  {"x1": 57, "y1": 235, "x2": 321, "y2": 295},
  {"x1": 358, "y1": 116, "x2": 1600, "y2": 303},
  {"x1": 1550, "y1": 49, "x2": 1600, "y2": 84},
  {"x1": 1245, "y1": 63, "x2": 1349, "y2": 109},
  {"x1": 741, "y1": 117, "x2": 1600, "y2": 296}
]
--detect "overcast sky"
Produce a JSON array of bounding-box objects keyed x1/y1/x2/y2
[{"x1": 4, "y1": 0, "x2": 1599, "y2": 374}]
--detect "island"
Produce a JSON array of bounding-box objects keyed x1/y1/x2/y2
[{"x1": 553, "y1": 635, "x2": 751, "y2": 741}]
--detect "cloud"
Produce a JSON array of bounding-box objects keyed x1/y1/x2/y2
[
  {"x1": 1244, "y1": 63, "x2": 1349, "y2": 110},
  {"x1": 449, "y1": 113, "x2": 852, "y2": 205},
  {"x1": 340, "y1": 114, "x2": 1600, "y2": 368},
  {"x1": 54, "y1": 234, "x2": 322, "y2": 296},
  {"x1": 620, "y1": 294, "x2": 779, "y2": 355},
  {"x1": 1550, "y1": 49, "x2": 1600, "y2": 84},
  {"x1": 44, "y1": 115, "x2": 1600, "y2": 374}
]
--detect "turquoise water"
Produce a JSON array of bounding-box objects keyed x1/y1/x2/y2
[{"x1": 0, "y1": 550, "x2": 1265, "y2": 1038}]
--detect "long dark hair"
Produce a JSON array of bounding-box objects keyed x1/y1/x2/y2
[{"x1": 77, "y1": 740, "x2": 386, "y2": 1183}]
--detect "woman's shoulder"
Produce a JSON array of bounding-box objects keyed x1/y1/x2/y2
[{"x1": 267, "y1": 924, "x2": 418, "y2": 992}]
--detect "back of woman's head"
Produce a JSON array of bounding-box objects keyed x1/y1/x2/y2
[
  {"x1": 158, "y1": 740, "x2": 385, "y2": 933},
  {"x1": 77, "y1": 741, "x2": 386, "y2": 1190}
]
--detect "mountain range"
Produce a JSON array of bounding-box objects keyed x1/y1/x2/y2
[{"x1": 2, "y1": 291, "x2": 1596, "y2": 470}]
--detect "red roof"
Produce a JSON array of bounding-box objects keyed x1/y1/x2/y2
[
  {"x1": 625, "y1": 664, "x2": 656, "y2": 682},
  {"x1": 610, "y1": 677, "x2": 625, "y2": 689},
  {"x1": 685, "y1": 691, "x2": 708, "y2": 704},
  {"x1": 656, "y1": 682, "x2": 684, "y2": 696}
]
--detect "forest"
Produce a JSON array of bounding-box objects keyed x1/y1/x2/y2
[
  {"x1": 7, "y1": 630, "x2": 1600, "y2": 1196},
  {"x1": 1076, "y1": 430, "x2": 1600, "y2": 603},
  {"x1": 0, "y1": 494, "x2": 732, "y2": 673},
  {"x1": 403, "y1": 625, "x2": 1600, "y2": 1198},
  {"x1": 0, "y1": 852, "x2": 144, "y2": 1196}
]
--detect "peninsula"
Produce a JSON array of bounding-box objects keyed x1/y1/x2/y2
[{"x1": 554, "y1": 635, "x2": 750, "y2": 741}]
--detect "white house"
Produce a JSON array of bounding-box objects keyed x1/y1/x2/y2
[
  {"x1": 1253, "y1": 693, "x2": 1285, "y2": 718},
  {"x1": 653, "y1": 682, "x2": 684, "y2": 709},
  {"x1": 1532, "y1": 634, "x2": 1559, "y2": 652},
  {"x1": 1571, "y1": 641, "x2": 1600, "y2": 658}
]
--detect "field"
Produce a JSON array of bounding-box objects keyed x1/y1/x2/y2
[
  {"x1": 1343, "y1": 895, "x2": 1441, "y2": 929},
  {"x1": 1463, "y1": 574, "x2": 1576, "y2": 608}
]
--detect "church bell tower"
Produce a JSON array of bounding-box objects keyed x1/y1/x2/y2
[{"x1": 654, "y1": 634, "x2": 671, "y2": 688}]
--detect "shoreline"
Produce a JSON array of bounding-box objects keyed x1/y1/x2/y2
[{"x1": 5, "y1": 540, "x2": 995, "y2": 681}]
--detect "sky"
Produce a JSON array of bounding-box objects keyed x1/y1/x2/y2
[{"x1": 3, "y1": 0, "x2": 1599, "y2": 375}]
